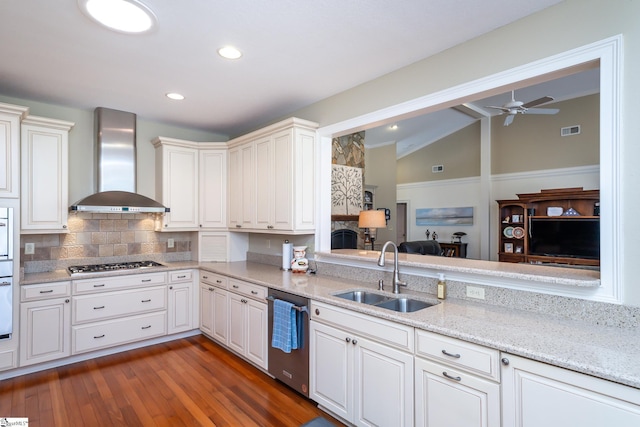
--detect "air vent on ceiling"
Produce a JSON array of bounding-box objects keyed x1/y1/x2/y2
[
  {"x1": 561, "y1": 125, "x2": 581, "y2": 136},
  {"x1": 432, "y1": 165, "x2": 444, "y2": 173}
]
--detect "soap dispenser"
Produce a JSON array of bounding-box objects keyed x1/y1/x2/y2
[{"x1": 437, "y1": 273, "x2": 447, "y2": 300}]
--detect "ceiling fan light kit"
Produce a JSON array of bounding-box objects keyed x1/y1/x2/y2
[{"x1": 486, "y1": 90, "x2": 560, "y2": 126}]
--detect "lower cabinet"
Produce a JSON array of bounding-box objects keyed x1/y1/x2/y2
[
  {"x1": 310, "y1": 301, "x2": 414, "y2": 427},
  {"x1": 19, "y1": 281, "x2": 71, "y2": 367},
  {"x1": 168, "y1": 270, "x2": 197, "y2": 334},
  {"x1": 199, "y1": 272, "x2": 267, "y2": 370},
  {"x1": 501, "y1": 353, "x2": 640, "y2": 427},
  {"x1": 414, "y1": 329, "x2": 501, "y2": 427}
]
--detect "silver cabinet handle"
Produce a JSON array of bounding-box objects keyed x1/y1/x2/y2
[
  {"x1": 93, "y1": 284, "x2": 105, "y2": 288},
  {"x1": 216, "y1": 279, "x2": 222, "y2": 284},
  {"x1": 345, "y1": 337, "x2": 351, "y2": 343},
  {"x1": 169, "y1": 286, "x2": 173, "y2": 290},
  {"x1": 352, "y1": 339, "x2": 358, "y2": 345},
  {"x1": 94, "y1": 334, "x2": 105, "y2": 339},
  {"x1": 251, "y1": 290, "x2": 258, "y2": 295},
  {"x1": 501, "y1": 357, "x2": 510, "y2": 366},
  {"x1": 202, "y1": 275, "x2": 209, "y2": 279},
  {"x1": 442, "y1": 371, "x2": 462, "y2": 381},
  {"x1": 39, "y1": 289, "x2": 54, "y2": 294},
  {"x1": 442, "y1": 349, "x2": 461, "y2": 358},
  {"x1": 141, "y1": 279, "x2": 151, "y2": 283},
  {"x1": 232, "y1": 284, "x2": 239, "y2": 289},
  {"x1": 141, "y1": 299, "x2": 151, "y2": 303},
  {"x1": 141, "y1": 325, "x2": 151, "y2": 330},
  {"x1": 94, "y1": 306, "x2": 105, "y2": 310},
  {"x1": 65, "y1": 299, "x2": 70, "y2": 303}
]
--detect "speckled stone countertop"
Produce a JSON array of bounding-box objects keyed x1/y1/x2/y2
[{"x1": 22, "y1": 260, "x2": 638, "y2": 389}]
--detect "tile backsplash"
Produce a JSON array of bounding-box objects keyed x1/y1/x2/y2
[{"x1": 21, "y1": 212, "x2": 193, "y2": 273}]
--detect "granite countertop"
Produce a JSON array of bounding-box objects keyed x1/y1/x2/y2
[{"x1": 22, "y1": 260, "x2": 638, "y2": 389}]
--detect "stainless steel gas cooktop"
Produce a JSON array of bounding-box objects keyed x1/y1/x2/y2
[{"x1": 67, "y1": 260, "x2": 165, "y2": 275}]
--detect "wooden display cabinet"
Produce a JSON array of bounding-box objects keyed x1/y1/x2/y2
[{"x1": 497, "y1": 188, "x2": 599, "y2": 267}]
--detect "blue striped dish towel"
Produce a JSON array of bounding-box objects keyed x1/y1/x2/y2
[{"x1": 271, "y1": 299, "x2": 298, "y2": 353}]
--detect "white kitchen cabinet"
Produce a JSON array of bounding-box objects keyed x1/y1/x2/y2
[
  {"x1": 19, "y1": 281, "x2": 72, "y2": 366},
  {"x1": 153, "y1": 137, "x2": 199, "y2": 230},
  {"x1": 227, "y1": 141, "x2": 255, "y2": 230},
  {"x1": 310, "y1": 301, "x2": 414, "y2": 427},
  {"x1": 199, "y1": 146, "x2": 227, "y2": 229},
  {"x1": 199, "y1": 271, "x2": 229, "y2": 343},
  {"x1": 227, "y1": 279, "x2": 268, "y2": 369},
  {"x1": 0, "y1": 102, "x2": 28, "y2": 198},
  {"x1": 168, "y1": 270, "x2": 197, "y2": 334},
  {"x1": 21, "y1": 115, "x2": 74, "y2": 233},
  {"x1": 414, "y1": 329, "x2": 501, "y2": 427},
  {"x1": 501, "y1": 353, "x2": 640, "y2": 427},
  {"x1": 227, "y1": 117, "x2": 317, "y2": 233}
]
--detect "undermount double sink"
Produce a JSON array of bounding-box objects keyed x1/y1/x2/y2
[{"x1": 333, "y1": 290, "x2": 437, "y2": 313}]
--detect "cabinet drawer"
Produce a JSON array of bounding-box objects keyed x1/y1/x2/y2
[
  {"x1": 73, "y1": 272, "x2": 167, "y2": 294},
  {"x1": 21, "y1": 281, "x2": 71, "y2": 302},
  {"x1": 311, "y1": 301, "x2": 414, "y2": 352},
  {"x1": 73, "y1": 286, "x2": 167, "y2": 324},
  {"x1": 415, "y1": 329, "x2": 500, "y2": 381},
  {"x1": 228, "y1": 279, "x2": 267, "y2": 300},
  {"x1": 170, "y1": 270, "x2": 193, "y2": 283},
  {"x1": 72, "y1": 311, "x2": 167, "y2": 354},
  {"x1": 200, "y1": 271, "x2": 227, "y2": 288}
]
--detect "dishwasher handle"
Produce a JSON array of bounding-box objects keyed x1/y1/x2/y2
[{"x1": 266, "y1": 295, "x2": 309, "y2": 313}]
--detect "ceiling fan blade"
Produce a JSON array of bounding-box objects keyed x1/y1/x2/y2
[
  {"x1": 522, "y1": 96, "x2": 554, "y2": 108},
  {"x1": 504, "y1": 114, "x2": 514, "y2": 126},
  {"x1": 526, "y1": 108, "x2": 560, "y2": 115}
]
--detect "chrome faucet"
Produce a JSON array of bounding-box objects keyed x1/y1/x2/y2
[{"x1": 377, "y1": 241, "x2": 407, "y2": 294}]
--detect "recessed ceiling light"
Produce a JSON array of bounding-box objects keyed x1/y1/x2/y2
[
  {"x1": 217, "y1": 46, "x2": 243, "y2": 60},
  {"x1": 166, "y1": 92, "x2": 185, "y2": 100},
  {"x1": 79, "y1": 0, "x2": 157, "y2": 34},
  {"x1": 389, "y1": 124, "x2": 398, "y2": 130}
]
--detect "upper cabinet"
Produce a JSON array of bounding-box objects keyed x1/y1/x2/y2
[
  {"x1": 227, "y1": 118, "x2": 318, "y2": 234},
  {"x1": 21, "y1": 115, "x2": 74, "y2": 234},
  {"x1": 0, "y1": 102, "x2": 28, "y2": 199},
  {"x1": 153, "y1": 138, "x2": 227, "y2": 231}
]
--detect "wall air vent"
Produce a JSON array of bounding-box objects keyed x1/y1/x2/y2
[
  {"x1": 561, "y1": 125, "x2": 581, "y2": 136},
  {"x1": 432, "y1": 165, "x2": 444, "y2": 173}
]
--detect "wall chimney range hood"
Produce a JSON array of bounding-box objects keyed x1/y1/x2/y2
[{"x1": 70, "y1": 107, "x2": 169, "y2": 213}]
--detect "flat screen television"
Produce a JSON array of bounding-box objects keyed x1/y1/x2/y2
[{"x1": 528, "y1": 218, "x2": 600, "y2": 260}]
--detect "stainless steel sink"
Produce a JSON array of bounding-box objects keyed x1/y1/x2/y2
[
  {"x1": 334, "y1": 290, "x2": 392, "y2": 305},
  {"x1": 333, "y1": 290, "x2": 437, "y2": 313},
  {"x1": 374, "y1": 298, "x2": 436, "y2": 313}
]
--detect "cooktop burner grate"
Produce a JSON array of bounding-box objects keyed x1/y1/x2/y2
[{"x1": 68, "y1": 260, "x2": 165, "y2": 275}]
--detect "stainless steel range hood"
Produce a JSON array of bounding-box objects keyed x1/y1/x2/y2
[{"x1": 70, "y1": 108, "x2": 169, "y2": 213}]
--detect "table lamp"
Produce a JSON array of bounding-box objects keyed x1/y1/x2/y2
[{"x1": 359, "y1": 210, "x2": 387, "y2": 250}]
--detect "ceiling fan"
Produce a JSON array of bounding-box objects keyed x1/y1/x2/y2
[{"x1": 486, "y1": 90, "x2": 559, "y2": 126}]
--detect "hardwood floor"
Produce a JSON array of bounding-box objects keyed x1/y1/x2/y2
[{"x1": 0, "y1": 335, "x2": 343, "y2": 426}]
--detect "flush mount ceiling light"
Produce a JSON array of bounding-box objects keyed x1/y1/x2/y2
[
  {"x1": 389, "y1": 124, "x2": 398, "y2": 130},
  {"x1": 166, "y1": 92, "x2": 185, "y2": 100},
  {"x1": 217, "y1": 46, "x2": 243, "y2": 60},
  {"x1": 79, "y1": 0, "x2": 157, "y2": 34}
]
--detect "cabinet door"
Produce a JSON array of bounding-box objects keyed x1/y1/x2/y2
[
  {"x1": 199, "y1": 284, "x2": 215, "y2": 337},
  {"x1": 271, "y1": 129, "x2": 293, "y2": 230},
  {"x1": 0, "y1": 105, "x2": 27, "y2": 198},
  {"x1": 244, "y1": 298, "x2": 267, "y2": 369},
  {"x1": 227, "y1": 292, "x2": 246, "y2": 354},
  {"x1": 415, "y1": 357, "x2": 500, "y2": 427},
  {"x1": 212, "y1": 288, "x2": 228, "y2": 343},
  {"x1": 168, "y1": 282, "x2": 192, "y2": 334},
  {"x1": 161, "y1": 144, "x2": 199, "y2": 230},
  {"x1": 355, "y1": 337, "x2": 414, "y2": 427},
  {"x1": 21, "y1": 118, "x2": 72, "y2": 233},
  {"x1": 227, "y1": 143, "x2": 255, "y2": 229},
  {"x1": 502, "y1": 353, "x2": 640, "y2": 427},
  {"x1": 254, "y1": 136, "x2": 274, "y2": 230},
  {"x1": 199, "y1": 149, "x2": 227, "y2": 229},
  {"x1": 310, "y1": 321, "x2": 353, "y2": 421},
  {"x1": 20, "y1": 297, "x2": 71, "y2": 366}
]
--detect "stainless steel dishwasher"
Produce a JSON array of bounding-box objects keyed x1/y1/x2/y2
[{"x1": 267, "y1": 288, "x2": 310, "y2": 397}]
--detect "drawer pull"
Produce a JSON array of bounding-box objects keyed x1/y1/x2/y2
[
  {"x1": 442, "y1": 349, "x2": 461, "y2": 359},
  {"x1": 94, "y1": 284, "x2": 105, "y2": 288},
  {"x1": 208, "y1": 287, "x2": 214, "y2": 291},
  {"x1": 251, "y1": 290, "x2": 258, "y2": 295},
  {"x1": 232, "y1": 284, "x2": 239, "y2": 289},
  {"x1": 94, "y1": 306, "x2": 105, "y2": 310},
  {"x1": 203, "y1": 275, "x2": 209, "y2": 279},
  {"x1": 216, "y1": 279, "x2": 222, "y2": 284},
  {"x1": 177, "y1": 275, "x2": 186, "y2": 279},
  {"x1": 39, "y1": 289, "x2": 54, "y2": 294},
  {"x1": 141, "y1": 299, "x2": 151, "y2": 303},
  {"x1": 94, "y1": 334, "x2": 105, "y2": 339},
  {"x1": 141, "y1": 279, "x2": 151, "y2": 283},
  {"x1": 442, "y1": 371, "x2": 462, "y2": 382},
  {"x1": 141, "y1": 325, "x2": 151, "y2": 330}
]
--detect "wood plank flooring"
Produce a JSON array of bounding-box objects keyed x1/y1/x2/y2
[{"x1": 0, "y1": 335, "x2": 343, "y2": 426}]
